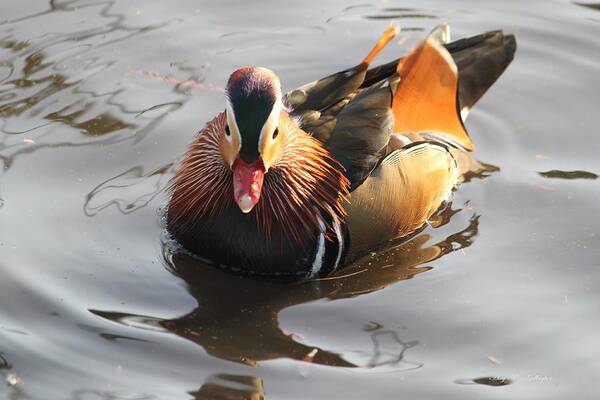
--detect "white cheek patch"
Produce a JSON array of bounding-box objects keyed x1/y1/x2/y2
[
  {"x1": 308, "y1": 213, "x2": 327, "y2": 278},
  {"x1": 225, "y1": 99, "x2": 241, "y2": 148},
  {"x1": 331, "y1": 213, "x2": 344, "y2": 272},
  {"x1": 258, "y1": 99, "x2": 282, "y2": 152}
]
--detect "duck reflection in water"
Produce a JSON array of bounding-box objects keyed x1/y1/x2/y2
[
  {"x1": 190, "y1": 374, "x2": 265, "y2": 400},
  {"x1": 92, "y1": 169, "x2": 487, "y2": 368}
]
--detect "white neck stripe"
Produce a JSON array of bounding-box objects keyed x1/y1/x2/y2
[{"x1": 308, "y1": 213, "x2": 327, "y2": 278}]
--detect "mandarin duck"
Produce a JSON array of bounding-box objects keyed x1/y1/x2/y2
[{"x1": 166, "y1": 24, "x2": 516, "y2": 280}]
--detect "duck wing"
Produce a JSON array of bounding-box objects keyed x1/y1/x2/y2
[
  {"x1": 341, "y1": 28, "x2": 515, "y2": 256},
  {"x1": 325, "y1": 80, "x2": 395, "y2": 190},
  {"x1": 344, "y1": 142, "x2": 458, "y2": 263},
  {"x1": 286, "y1": 26, "x2": 515, "y2": 190},
  {"x1": 284, "y1": 25, "x2": 398, "y2": 115}
]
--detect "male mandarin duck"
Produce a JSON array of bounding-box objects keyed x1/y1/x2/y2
[{"x1": 167, "y1": 24, "x2": 516, "y2": 280}]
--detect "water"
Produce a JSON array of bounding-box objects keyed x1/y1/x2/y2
[{"x1": 1, "y1": 0, "x2": 599, "y2": 398}]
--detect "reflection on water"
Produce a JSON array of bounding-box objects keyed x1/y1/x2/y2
[
  {"x1": 365, "y1": 13, "x2": 437, "y2": 21},
  {"x1": 0, "y1": 1, "x2": 199, "y2": 133},
  {"x1": 360, "y1": 329, "x2": 422, "y2": 371},
  {"x1": 326, "y1": 5, "x2": 432, "y2": 28},
  {"x1": 68, "y1": 391, "x2": 155, "y2": 400},
  {"x1": 0, "y1": 0, "x2": 197, "y2": 211},
  {"x1": 92, "y1": 201, "x2": 480, "y2": 368},
  {"x1": 190, "y1": 374, "x2": 264, "y2": 400},
  {"x1": 573, "y1": 2, "x2": 600, "y2": 11},
  {"x1": 84, "y1": 162, "x2": 175, "y2": 216},
  {"x1": 455, "y1": 376, "x2": 513, "y2": 386},
  {"x1": 0, "y1": 353, "x2": 9, "y2": 370},
  {"x1": 1, "y1": 19, "x2": 133, "y2": 136},
  {"x1": 0, "y1": 353, "x2": 26, "y2": 400},
  {"x1": 539, "y1": 169, "x2": 598, "y2": 180}
]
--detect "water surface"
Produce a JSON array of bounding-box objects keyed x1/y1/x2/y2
[{"x1": 1, "y1": 0, "x2": 600, "y2": 399}]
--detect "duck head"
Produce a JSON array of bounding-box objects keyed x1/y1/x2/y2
[
  {"x1": 222, "y1": 67, "x2": 283, "y2": 213},
  {"x1": 168, "y1": 67, "x2": 349, "y2": 245}
]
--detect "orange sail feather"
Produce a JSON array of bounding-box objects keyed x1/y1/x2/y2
[{"x1": 391, "y1": 37, "x2": 475, "y2": 151}]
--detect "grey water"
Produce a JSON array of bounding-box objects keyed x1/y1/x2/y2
[{"x1": 1, "y1": 0, "x2": 600, "y2": 399}]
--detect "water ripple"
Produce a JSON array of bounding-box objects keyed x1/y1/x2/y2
[
  {"x1": 539, "y1": 169, "x2": 598, "y2": 180},
  {"x1": 83, "y1": 162, "x2": 175, "y2": 216}
]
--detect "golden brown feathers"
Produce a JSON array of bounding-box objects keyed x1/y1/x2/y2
[
  {"x1": 168, "y1": 111, "x2": 349, "y2": 245},
  {"x1": 168, "y1": 112, "x2": 233, "y2": 223},
  {"x1": 254, "y1": 113, "x2": 349, "y2": 243}
]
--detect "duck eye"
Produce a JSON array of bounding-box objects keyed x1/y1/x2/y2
[
  {"x1": 225, "y1": 125, "x2": 231, "y2": 137},
  {"x1": 272, "y1": 127, "x2": 279, "y2": 140}
]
